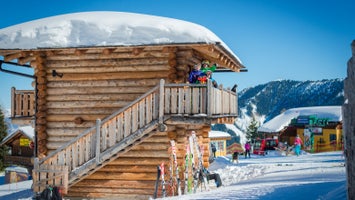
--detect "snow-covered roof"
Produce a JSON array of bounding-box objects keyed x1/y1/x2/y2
[
  {"x1": 0, "y1": 126, "x2": 34, "y2": 145},
  {"x1": 0, "y1": 11, "x2": 240, "y2": 62},
  {"x1": 258, "y1": 106, "x2": 342, "y2": 133},
  {"x1": 209, "y1": 131, "x2": 231, "y2": 139},
  {"x1": 5, "y1": 166, "x2": 29, "y2": 174}
]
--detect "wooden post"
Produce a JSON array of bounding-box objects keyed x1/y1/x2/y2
[
  {"x1": 95, "y1": 119, "x2": 101, "y2": 164},
  {"x1": 344, "y1": 40, "x2": 355, "y2": 200},
  {"x1": 207, "y1": 80, "x2": 212, "y2": 117},
  {"x1": 228, "y1": 88, "x2": 232, "y2": 115},
  {"x1": 159, "y1": 79, "x2": 165, "y2": 124},
  {"x1": 235, "y1": 86, "x2": 238, "y2": 115},
  {"x1": 33, "y1": 157, "x2": 39, "y2": 192},
  {"x1": 11, "y1": 87, "x2": 15, "y2": 117}
]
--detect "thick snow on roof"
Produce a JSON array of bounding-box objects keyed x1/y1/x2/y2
[
  {"x1": 0, "y1": 11, "x2": 240, "y2": 62},
  {"x1": 258, "y1": 106, "x2": 342, "y2": 133},
  {"x1": 209, "y1": 131, "x2": 231, "y2": 139}
]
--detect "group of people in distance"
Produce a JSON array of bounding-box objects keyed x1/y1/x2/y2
[{"x1": 188, "y1": 60, "x2": 218, "y2": 88}]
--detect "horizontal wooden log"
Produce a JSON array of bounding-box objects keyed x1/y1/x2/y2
[
  {"x1": 73, "y1": 180, "x2": 156, "y2": 189},
  {"x1": 46, "y1": 128, "x2": 87, "y2": 136},
  {"x1": 46, "y1": 79, "x2": 159, "y2": 88},
  {"x1": 46, "y1": 122, "x2": 95, "y2": 128},
  {"x1": 46, "y1": 57, "x2": 169, "y2": 68},
  {"x1": 45, "y1": 134, "x2": 85, "y2": 143},
  {"x1": 45, "y1": 51, "x2": 171, "y2": 61},
  {"x1": 46, "y1": 100, "x2": 130, "y2": 109},
  {"x1": 67, "y1": 190, "x2": 153, "y2": 198},
  {"x1": 46, "y1": 71, "x2": 169, "y2": 81},
  {"x1": 46, "y1": 141, "x2": 67, "y2": 150},
  {"x1": 87, "y1": 172, "x2": 157, "y2": 181},
  {"x1": 46, "y1": 64, "x2": 170, "y2": 74},
  {"x1": 109, "y1": 157, "x2": 169, "y2": 165},
  {"x1": 46, "y1": 86, "x2": 150, "y2": 95},
  {"x1": 143, "y1": 136, "x2": 170, "y2": 143},
  {"x1": 131, "y1": 143, "x2": 169, "y2": 151},
  {"x1": 99, "y1": 165, "x2": 157, "y2": 173},
  {"x1": 120, "y1": 150, "x2": 169, "y2": 158},
  {"x1": 46, "y1": 114, "x2": 106, "y2": 122},
  {"x1": 46, "y1": 108, "x2": 117, "y2": 115}
]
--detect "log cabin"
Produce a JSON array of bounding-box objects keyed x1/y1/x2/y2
[
  {"x1": 0, "y1": 126, "x2": 34, "y2": 173},
  {"x1": 0, "y1": 12, "x2": 247, "y2": 199}
]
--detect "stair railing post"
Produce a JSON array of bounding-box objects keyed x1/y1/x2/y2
[
  {"x1": 207, "y1": 79, "x2": 212, "y2": 117},
  {"x1": 159, "y1": 79, "x2": 165, "y2": 124},
  {"x1": 95, "y1": 119, "x2": 101, "y2": 164}
]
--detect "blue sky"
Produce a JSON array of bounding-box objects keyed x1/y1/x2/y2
[{"x1": 0, "y1": 0, "x2": 354, "y2": 109}]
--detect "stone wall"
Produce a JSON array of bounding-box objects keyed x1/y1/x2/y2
[{"x1": 343, "y1": 40, "x2": 355, "y2": 200}]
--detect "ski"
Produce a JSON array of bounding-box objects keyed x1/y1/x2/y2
[
  {"x1": 170, "y1": 140, "x2": 182, "y2": 196},
  {"x1": 184, "y1": 144, "x2": 191, "y2": 194},
  {"x1": 192, "y1": 132, "x2": 209, "y2": 192},
  {"x1": 153, "y1": 165, "x2": 161, "y2": 199},
  {"x1": 160, "y1": 162, "x2": 166, "y2": 198},
  {"x1": 189, "y1": 133, "x2": 198, "y2": 193}
]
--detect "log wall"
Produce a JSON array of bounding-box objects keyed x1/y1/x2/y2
[
  {"x1": 67, "y1": 124, "x2": 211, "y2": 199},
  {"x1": 35, "y1": 47, "x2": 179, "y2": 156}
]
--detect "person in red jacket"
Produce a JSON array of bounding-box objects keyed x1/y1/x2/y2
[
  {"x1": 244, "y1": 142, "x2": 251, "y2": 158},
  {"x1": 294, "y1": 135, "x2": 303, "y2": 156}
]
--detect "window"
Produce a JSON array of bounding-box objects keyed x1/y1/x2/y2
[{"x1": 329, "y1": 134, "x2": 336, "y2": 142}]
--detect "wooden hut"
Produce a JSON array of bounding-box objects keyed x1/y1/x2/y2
[
  {"x1": 0, "y1": 126, "x2": 34, "y2": 171},
  {"x1": 0, "y1": 12, "x2": 246, "y2": 199},
  {"x1": 209, "y1": 131, "x2": 232, "y2": 157}
]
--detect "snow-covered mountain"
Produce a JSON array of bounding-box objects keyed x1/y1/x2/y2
[{"x1": 234, "y1": 78, "x2": 344, "y2": 133}]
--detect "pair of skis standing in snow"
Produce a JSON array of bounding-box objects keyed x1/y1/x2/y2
[{"x1": 154, "y1": 131, "x2": 221, "y2": 198}]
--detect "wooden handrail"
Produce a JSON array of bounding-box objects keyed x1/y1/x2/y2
[{"x1": 33, "y1": 79, "x2": 238, "y2": 191}]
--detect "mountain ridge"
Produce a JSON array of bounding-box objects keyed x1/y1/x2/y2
[{"x1": 234, "y1": 78, "x2": 344, "y2": 132}]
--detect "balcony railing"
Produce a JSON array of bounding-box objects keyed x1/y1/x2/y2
[{"x1": 11, "y1": 87, "x2": 35, "y2": 118}]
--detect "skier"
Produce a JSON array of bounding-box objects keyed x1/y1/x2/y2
[
  {"x1": 244, "y1": 142, "x2": 251, "y2": 158},
  {"x1": 211, "y1": 143, "x2": 217, "y2": 158},
  {"x1": 232, "y1": 152, "x2": 239, "y2": 163},
  {"x1": 294, "y1": 135, "x2": 303, "y2": 156}
]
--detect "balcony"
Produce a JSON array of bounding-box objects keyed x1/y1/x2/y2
[{"x1": 10, "y1": 87, "x2": 35, "y2": 125}]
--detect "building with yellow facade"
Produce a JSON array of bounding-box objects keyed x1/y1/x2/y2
[
  {"x1": 258, "y1": 106, "x2": 342, "y2": 153},
  {"x1": 209, "y1": 131, "x2": 232, "y2": 157}
]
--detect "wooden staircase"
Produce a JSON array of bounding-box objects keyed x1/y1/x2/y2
[{"x1": 32, "y1": 79, "x2": 238, "y2": 194}]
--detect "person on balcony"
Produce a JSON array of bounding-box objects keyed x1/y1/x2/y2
[
  {"x1": 189, "y1": 63, "x2": 206, "y2": 84},
  {"x1": 200, "y1": 60, "x2": 218, "y2": 73},
  {"x1": 206, "y1": 70, "x2": 218, "y2": 88}
]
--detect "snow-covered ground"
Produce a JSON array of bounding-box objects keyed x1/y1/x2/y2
[
  {"x1": 0, "y1": 151, "x2": 346, "y2": 200},
  {"x1": 161, "y1": 151, "x2": 346, "y2": 200}
]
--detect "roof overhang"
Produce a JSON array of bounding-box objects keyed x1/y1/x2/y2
[{"x1": 0, "y1": 42, "x2": 247, "y2": 73}]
